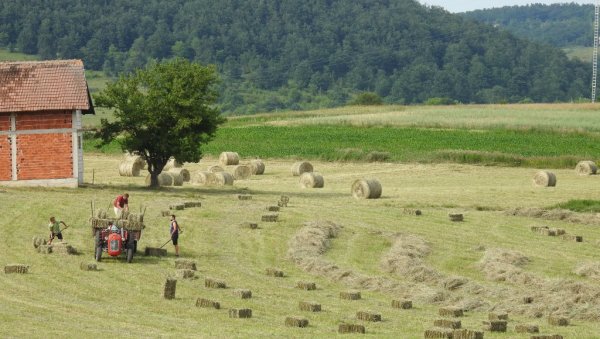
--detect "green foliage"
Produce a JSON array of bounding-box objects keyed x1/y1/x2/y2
[
  {"x1": 424, "y1": 97, "x2": 456, "y2": 105},
  {"x1": 94, "y1": 58, "x2": 224, "y2": 186},
  {"x1": 349, "y1": 92, "x2": 383, "y2": 106},
  {"x1": 551, "y1": 200, "x2": 600, "y2": 213}
]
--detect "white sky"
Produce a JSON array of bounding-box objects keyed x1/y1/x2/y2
[{"x1": 418, "y1": 0, "x2": 594, "y2": 13}]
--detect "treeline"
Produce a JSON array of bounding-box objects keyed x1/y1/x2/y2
[
  {"x1": 0, "y1": 0, "x2": 591, "y2": 114},
  {"x1": 463, "y1": 3, "x2": 594, "y2": 47}
]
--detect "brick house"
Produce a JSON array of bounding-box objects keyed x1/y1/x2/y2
[{"x1": 0, "y1": 60, "x2": 94, "y2": 187}]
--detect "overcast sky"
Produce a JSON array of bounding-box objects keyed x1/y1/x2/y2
[{"x1": 418, "y1": 0, "x2": 594, "y2": 13}]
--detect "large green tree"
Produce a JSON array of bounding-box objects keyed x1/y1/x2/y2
[{"x1": 94, "y1": 58, "x2": 224, "y2": 187}]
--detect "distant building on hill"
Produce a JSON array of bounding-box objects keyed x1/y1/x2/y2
[{"x1": 0, "y1": 59, "x2": 94, "y2": 187}]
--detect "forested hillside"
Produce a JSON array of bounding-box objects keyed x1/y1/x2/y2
[
  {"x1": 463, "y1": 4, "x2": 594, "y2": 47},
  {"x1": 0, "y1": 0, "x2": 591, "y2": 113}
]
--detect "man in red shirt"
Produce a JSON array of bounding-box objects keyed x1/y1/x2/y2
[{"x1": 113, "y1": 193, "x2": 129, "y2": 217}]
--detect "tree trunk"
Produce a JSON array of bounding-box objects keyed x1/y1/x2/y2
[{"x1": 147, "y1": 158, "x2": 167, "y2": 188}]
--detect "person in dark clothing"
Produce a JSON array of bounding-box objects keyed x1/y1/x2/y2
[{"x1": 170, "y1": 214, "x2": 182, "y2": 256}]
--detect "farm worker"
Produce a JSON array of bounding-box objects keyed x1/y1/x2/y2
[
  {"x1": 113, "y1": 193, "x2": 129, "y2": 217},
  {"x1": 170, "y1": 215, "x2": 182, "y2": 257},
  {"x1": 48, "y1": 216, "x2": 68, "y2": 245}
]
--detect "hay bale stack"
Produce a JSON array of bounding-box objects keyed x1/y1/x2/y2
[
  {"x1": 214, "y1": 172, "x2": 234, "y2": 186},
  {"x1": 249, "y1": 160, "x2": 265, "y2": 175},
  {"x1": 233, "y1": 289, "x2": 252, "y2": 299},
  {"x1": 575, "y1": 160, "x2": 597, "y2": 175},
  {"x1": 489, "y1": 312, "x2": 509, "y2": 321},
  {"x1": 299, "y1": 172, "x2": 324, "y2": 188},
  {"x1": 391, "y1": 299, "x2": 412, "y2": 309},
  {"x1": 439, "y1": 307, "x2": 463, "y2": 317},
  {"x1": 4, "y1": 264, "x2": 29, "y2": 274},
  {"x1": 340, "y1": 291, "x2": 361, "y2": 300},
  {"x1": 278, "y1": 195, "x2": 290, "y2": 207},
  {"x1": 196, "y1": 298, "x2": 220, "y2": 309},
  {"x1": 168, "y1": 168, "x2": 190, "y2": 182},
  {"x1": 299, "y1": 301, "x2": 321, "y2": 312},
  {"x1": 452, "y1": 329, "x2": 484, "y2": 339},
  {"x1": 515, "y1": 324, "x2": 539, "y2": 333},
  {"x1": 351, "y1": 178, "x2": 382, "y2": 199},
  {"x1": 118, "y1": 160, "x2": 143, "y2": 177},
  {"x1": 238, "y1": 194, "x2": 253, "y2": 201},
  {"x1": 338, "y1": 324, "x2": 365, "y2": 334},
  {"x1": 448, "y1": 213, "x2": 464, "y2": 222},
  {"x1": 80, "y1": 262, "x2": 97, "y2": 271},
  {"x1": 190, "y1": 171, "x2": 217, "y2": 186},
  {"x1": 561, "y1": 234, "x2": 583, "y2": 242},
  {"x1": 161, "y1": 210, "x2": 171, "y2": 217},
  {"x1": 533, "y1": 171, "x2": 557, "y2": 187},
  {"x1": 423, "y1": 329, "x2": 452, "y2": 338},
  {"x1": 163, "y1": 278, "x2": 177, "y2": 299},
  {"x1": 297, "y1": 282, "x2": 316, "y2": 290},
  {"x1": 291, "y1": 161, "x2": 313, "y2": 176},
  {"x1": 233, "y1": 165, "x2": 252, "y2": 180},
  {"x1": 261, "y1": 214, "x2": 279, "y2": 222},
  {"x1": 145, "y1": 247, "x2": 167, "y2": 257},
  {"x1": 95, "y1": 209, "x2": 107, "y2": 219},
  {"x1": 175, "y1": 259, "x2": 197, "y2": 270},
  {"x1": 530, "y1": 335, "x2": 563, "y2": 339},
  {"x1": 208, "y1": 165, "x2": 224, "y2": 173},
  {"x1": 265, "y1": 268, "x2": 284, "y2": 277},
  {"x1": 266, "y1": 205, "x2": 280, "y2": 212},
  {"x1": 32, "y1": 236, "x2": 47, "y2": 249},
  {"x1": 434, "y1": 319, "x2": 461, "y2": 329},
  {"x1": 240, "y1": 222, "x2": 258, "y2": 229},
  {"x1": 356, "y1": 311, "x2": 381, "y2": 322},
  {"x1": 183, "y1": 201, "x2": 202, "y2": 208},
  {"x1": 285, "y1": 316, "x2": 309, "y2": 328},
  {"x1": 145, "y1": 172, "x2": 173, "y2": 186},
  {"x1": 176, "y1": 269, "x2": 195, "y2": 279},
  {"x1": 483, "y1": 320, "x2": 507, "y2": 332},
  {"x1": 169, "y1": 203, "x2": 185, "y2": 210},
  {"x1": 228, "y1": 308, "x2": 252, "y2": 318},
  {"x1": 219, "y1": 152, "x2": 240, "y2": 166},
  {"x1": 163, "y1": 158, "x2": 183, "y2": 171},
  {"x1": 547, "y1": 316, "x2": 569, "y2": 326},
  {"x1": 205, "y1": 277, "x2": 227, "y2": 289}
]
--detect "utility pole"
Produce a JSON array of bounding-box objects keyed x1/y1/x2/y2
[{"x1": 592, "y1": 0, "x2": 599, "y2": 102}]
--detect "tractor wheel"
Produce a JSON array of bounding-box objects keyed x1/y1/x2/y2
[
  {"x1": 126, "y1": 247, "x2": 134, "y2": 263},
  {"x1": 133, "y1": 240, "x2": 137, "y2": 254},
  {"x1": 94, "y1": 229, "x2": 101, "y2": 247},
  {"x1": 95, "y1": 246, "x2": 102, "y2": 262}
]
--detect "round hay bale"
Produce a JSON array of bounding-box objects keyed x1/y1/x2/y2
[
  {"x1": 118, "y1": 161, "x2": 141, "y2": 177},
  {"x1": 208, "y1": 165, "x2": 224, "y2": 173},
  {"x1": 144, "y1": 172, "x2": 173, "y2": 186},
  {"x1": 299, "y1": 172, "x2": 324, "y2": 188},
  {"x1": 166, "y1": 172, "x2": 184, "y2": 186},
  {"x1": 351, "y1": 179, "x2": 382, "y2": 199},
  {"x1": 124, "y1": 153, "x2": 146, "y2": 168},
  {"x1": 249, "y1": 159, "x2": 265, "y2": 175},
  {"x1": 214, "y1": 172, "x2": 234, "y2": 186},
  {"x1": 168, "y1": 168, "x2": 190, "y2": 182},
  {"x1": 163, "y1": 158, "x2": 183, "y2": 171},
  {"x1": 219, "y1": 152, "x2": 240, "y2": 166},
  {"x1": 575, "y1": 160, "x2": 597, "y2": 175},
  {"x1": 233, "y1": 165, "x2": 252, "y2": 180},
  {"x1": 291, "y1": 161, "x2": 313, "y2": 176},
  {"x1": 191, "y1": 171, "x2": 217, "y2": 186},
  {"x1": 533, "y1": 171, "x2": 556, "y2": 187}
]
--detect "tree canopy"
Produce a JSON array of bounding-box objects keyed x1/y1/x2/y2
[{"x1": 94, "y1": 58, "x2": 223, "y2": 187}]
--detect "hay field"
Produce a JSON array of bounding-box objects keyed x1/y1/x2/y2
[{"x1": 2, "y1": 154, "x2": 600, "y2": 337}]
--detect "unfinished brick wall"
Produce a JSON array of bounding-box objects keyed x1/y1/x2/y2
[
  {"x1": 0, "y1": 114, "x2": 10, "y2": 180},
  {"x1": 17, "y1": 133, "x2": 73, "y2": 180},
  {"x1": 15, "y1": 110, "x2": 72, "y2": 130}
]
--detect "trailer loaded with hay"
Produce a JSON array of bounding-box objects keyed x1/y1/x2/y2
[{"x1": 90, "y1": 209, "x2": 145, "y2": 263}]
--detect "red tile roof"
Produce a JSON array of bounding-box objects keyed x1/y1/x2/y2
[{"x1": 0, "y1": 59, "x2": 93, "y2": 113}]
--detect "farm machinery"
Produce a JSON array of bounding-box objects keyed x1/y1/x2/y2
[{"x1": 90, "y1": 209, "x2": 145, "y2": 263}]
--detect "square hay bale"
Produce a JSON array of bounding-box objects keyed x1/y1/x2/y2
[
  {"x1": 515, "y1": 324, "x2": 539, "y2": 333},
  {"x1": 489, "y1": 312, "x2": 509, "y2": 321},
  {"x1": 240, "y1": 222, "x2": 258, "y2": 229},
  {"x1": 448, "y1": 213, "x2": 463, "y2": 222},
  {"x1": 196, "y1": 298, "x2": 220, "y2": 309},
  {"x1": 438, "y1": 307, "x2": 463, "y2": 317},
  {"x1": 32, "y1": 236, "x2": 47, "y2": 248},
  {"x1": 161, "y1": 210, "x2": 172, "y2": 217},
  {"x1": 561, "y1": 234, "x2": 583, "y2": 242},
  {"x1": 356, "y1": 311, "x2": 381, "y2": 322},
  {"x1": 145, "y1": 247, "x2": 167, "y2": 257},
  {"x1": 299, "y1": 301, "x2": 321, "y2": 312},
  {"x1": 175, "y1": 259, "x2": 197, "y2": 270},
  {"x1": 261, "y1": 214, "x2": 279, "y2": 222},
  {"x1": 523, "y1": 296, "x2": 534, "y2": 304},
  {"x1": 80, "y1": 262, "x2": 97, "y2": 271},
  {"x1": 229, "y1": 308, "x2": 252, "y2": 318},
  {"x1": 338, "y1": 324, "x2": 365, "y2": 334},
  {"x1": 184, "y1": 201, "x2": 202, "y2": 208},
  {"x1": 551, "y1": 228, "x2": 565, "y2": 236},
  {"x1": 297, "y1": 281, "x2": 317, "y2": 291},
  {"x1": 205, "y1": 277, "x2": 227, "y2": 289},
  {"x1": 37, "y1": 244, "x2": 53, "y2": 254},
  {"x1": 4, "y1": 264, "x2": 29, "y2": 274},
  {"x1": 391, "y1": 299, "x2": 412, "y2": 309},
  {"x1": 169, "y1": 203, "x2": 185, "y2": 210},
  {"x1": 483, "y1": 320, "x2": 507, "y2": 332},
  {"x1": 530, "y1": 336, "x2": 563, "y2": 339},
  {"x1": 434, "y1": 319, "x2": 461, "y2": 329},
  {"x1": 163, "y1": 278, "x2": 177, "y2": 299},
  {"x1": 176, "y1": 269, "x2": 195, "y2": 279},
  {"x1": 233, "y1": 289, "x2": 252, "y2": 299},
  {"x1": 423, "y1": 328, "x2": 453, "y2": 338},
  {"x1": 547, "y1": 316, "x2": 569, "y2": 326},
  {"x1": 51, "y1": 243, "x2": 77, "y2": 255},
  {"x1": 278, "y1": 195, "x2": 290, "y2": 207},
  {"x1": 452, "y1": 329, "x2": 484, "y2": 339},
  {"x1": 531, "y1": 226, "x2": 549, "y2": 234},
  {"x1": 402, "y1": 208, "x2": 422, "y2": 216},
  {"x1": 238, "y1": 194, "x2": 253, "y2": 201},
  {"x1": 340, "y1": 291, "x2": 361, "y2": 300},
  {"x1": 265, "y1": 268, "x2": 284, "y2": 277},
  {"x1": 285, "y1": 316, "x2": 309, "y2": 328},
  {"x1": 266, "y1": 205, "x2": 280, "y2": 212}
]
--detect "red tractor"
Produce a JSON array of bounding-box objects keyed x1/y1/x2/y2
[{"x1": 94, "y1": 224, "x2": 140, "y2": 263}]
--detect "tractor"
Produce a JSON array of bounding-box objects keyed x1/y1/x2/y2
[{"x1": 94, "y1": 224, "x2": 140, "y2": 263}]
